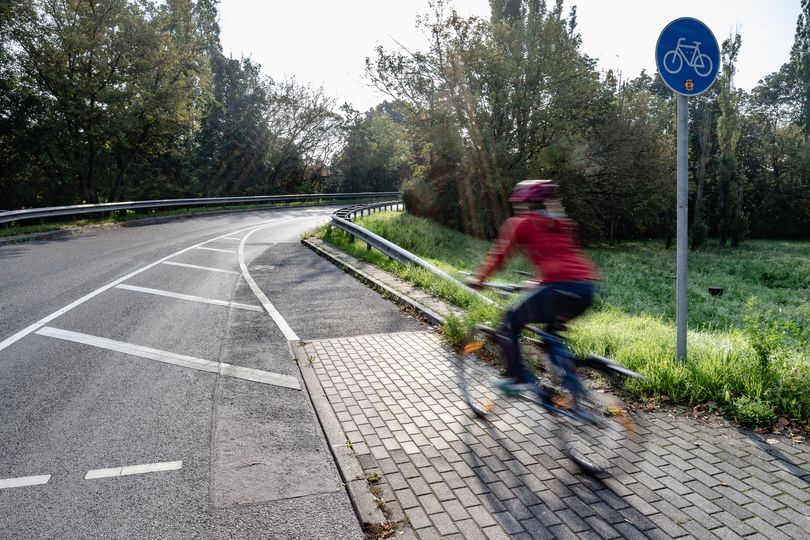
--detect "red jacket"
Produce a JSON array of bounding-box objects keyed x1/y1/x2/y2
[{"x1": 476, "y1": 211, "x2": 599, "y2": 284}]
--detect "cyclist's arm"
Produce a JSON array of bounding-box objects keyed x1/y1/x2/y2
[{"x1": 474, "y1": 217, "x2": 520, "y2": 282}]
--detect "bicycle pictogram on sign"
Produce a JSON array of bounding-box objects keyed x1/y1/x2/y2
[{"x1": 662, "y1": 37, "x2": 713, "y2": 77}]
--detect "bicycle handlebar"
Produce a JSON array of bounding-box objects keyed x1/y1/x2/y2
[{"x1": 458, "y1": 271, "x2": 537, "y2": 295}]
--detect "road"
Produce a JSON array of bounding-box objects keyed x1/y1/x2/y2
[{"x1": 0, "y1": 207, "x2": 425, "y2": 539}]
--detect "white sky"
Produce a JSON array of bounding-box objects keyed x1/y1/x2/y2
[{"x1": 219, "y1": 0, "x2": 801, "y2": 112}]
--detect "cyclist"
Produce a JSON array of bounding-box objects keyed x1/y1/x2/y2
[{"x1": 466, "y1": 179, "x2": 600, "y2": 407}]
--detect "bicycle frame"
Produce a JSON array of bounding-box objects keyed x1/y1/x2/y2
[{"x1": 675, "y1": 37, "x2": 703, "y2": 65}]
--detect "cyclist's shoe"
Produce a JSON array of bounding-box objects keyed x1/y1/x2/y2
[
  {"x1": 497, "y1": 377, "x2": 540, "y2": 398},
  {"x1": 497, "y1": 377, "x2": 548, "y2": 403}
]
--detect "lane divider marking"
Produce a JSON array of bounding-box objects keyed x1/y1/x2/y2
[
  {"x1": 238, "y1": 229, "x2": 299, "y2": 343},
  {"x1": 0, "y1": 474, "x2": 51, "y2": 489},
  {"x1": 161, "y1": 261, "x2": 240, "y2": 275},
  {"x1": 0, "y1": 221, "x2": 292, "y2": 353},
  {"x1": 221, "y1": 236, "x2": 241, "y2": 241},
  {"x1": 195, "y1": 246, "x2": 237, "y2": 254},
  {"x1": 35, "y1": 326, "x2": 301, "y2": 390},
  {"x1": 115, "y1": 284, "x2": 262, "y2": 312},
  {"x1": 85, "y1": 460, "x2": 183, "y2": 480}
]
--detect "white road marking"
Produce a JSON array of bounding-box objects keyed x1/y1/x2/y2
[
  {"x1": 161, "y1": 261, "x2": 240, "y2": 275},
  {"x1": 85, "y1": 460, "x2": 183, "y2": 480},
  {"x1": 222, "y1": 236, "x2": 241, "y2": 241},
  {"x1": 0, "y1": 221, "x2": 288, "y2": 353},
  {"x1": 239, "y1": 227, "x2": 299, "y2": 342},
  {"x1": 115, "y1": 284, "x2": 262, "y2": 312},
  {"x1": 0, "y1": 474, "x2": 51, "y2": 489},
  {"x1": 35, "y1": 326, "x2": 301, "y2": 390},
  {"x1": 195, "y1": 246, "x2": 236, "y2": 254}
]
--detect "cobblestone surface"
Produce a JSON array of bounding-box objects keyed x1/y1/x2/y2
[{"x1": 304, "y1": 331, "x2": 810, "y2": 539}]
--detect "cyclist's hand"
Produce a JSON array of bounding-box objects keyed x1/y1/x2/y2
[
  {"x1": 465, "y1": 276, "x2": 484, "y2": 289},
  {"x1": 519, "y1": 279, "x2": 541, "y2": 291}
]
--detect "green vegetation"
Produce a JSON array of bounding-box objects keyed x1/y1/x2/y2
[{"x1": 320, "y1": 211, "x2": 809, "y2": 429}]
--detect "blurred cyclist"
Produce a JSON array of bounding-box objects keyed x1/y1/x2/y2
[{"x1": 466, "y1": 180, "x2": 600, "y2": 406}]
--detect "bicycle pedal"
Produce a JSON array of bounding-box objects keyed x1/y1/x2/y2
[
  {"x1": 463, "y1": 341, "x2": 484, "y2": 355},
  {"x1": 553, "y1": 396, "x2": 576, "y2": 410}
]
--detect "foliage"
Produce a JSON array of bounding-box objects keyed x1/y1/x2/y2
[
  {"x1": 0, "y1": 0, "x2": 348, "y2": 209},
  {"x1": 331, "y1": 104, "x2": 410, "y2": 193},
  {"x1": 730, "y1": 397, "x2": 777, "y2": 428}
]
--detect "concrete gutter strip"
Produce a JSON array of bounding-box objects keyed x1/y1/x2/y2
[
  {"x1": 302, "y1": 237, "x2": 448, "y2": 326},
  {"x1": 292, "y1": 342, "x2": 387, "y2": 531}
]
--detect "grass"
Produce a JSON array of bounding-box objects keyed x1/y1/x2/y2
[{"x1": 318, "y1": 211, "x2": 809, "y2": 430}]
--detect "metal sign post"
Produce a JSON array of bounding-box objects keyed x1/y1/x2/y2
[{"x1": 656, "y1": 18, "x2": 719, "y2": 360}]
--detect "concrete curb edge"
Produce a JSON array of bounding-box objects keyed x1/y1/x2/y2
[{"x1": 291, "y1": 341, "x2": 387, "y2": 533}]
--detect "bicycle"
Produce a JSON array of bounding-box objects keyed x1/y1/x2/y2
[
  {"x1": 459, "y1": 278, "x2": 644, "y2": 475},
  {"x1": 663, "y1": 37, "x2": 713, "y2": 77}
]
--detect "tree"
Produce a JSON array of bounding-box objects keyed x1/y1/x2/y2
[
  {"x1": 716, "y1": 33, "x2": 746, "y2": 247},
  {"x1": 4, "y1": 0, "x2": 212, "y2": 204},
  {"x1": 332, "y1": 103, "x2": 410, "y2": 193},
  {"x1": 791, "y1": 0, "x2": 810, "y2": 136},
  {"x1": 367, "y1": 0, "x2": 602, "y2": 238}
]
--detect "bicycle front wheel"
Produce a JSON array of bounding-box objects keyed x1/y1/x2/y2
[{"x1": 460, "y1": 326, "x2": 499, "y2": 418}]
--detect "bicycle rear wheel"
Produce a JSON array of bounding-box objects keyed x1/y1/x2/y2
[{"x1": 560, "y1": 372, "x2": 637, "y2": 475}]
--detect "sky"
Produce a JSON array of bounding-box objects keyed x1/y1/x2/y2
[{"x1": 219, "y1": 1, "x2": 801, "y2": 112}]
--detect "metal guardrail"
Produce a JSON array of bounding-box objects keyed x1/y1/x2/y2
[
  {"x1": 330, "y1": 203, "x2": 495, "y2": 306},
  {"x1": 0, "y1": 192, "x2": 400, "y2": 226}
]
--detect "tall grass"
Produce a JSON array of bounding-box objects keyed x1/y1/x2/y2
[{"x1": 319, "y1": 211, "x2": 809, "y2": 429}]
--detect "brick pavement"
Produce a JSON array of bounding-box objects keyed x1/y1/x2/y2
[{"x1": 303, "y1": 331, "x2": 810, "y2": 539}]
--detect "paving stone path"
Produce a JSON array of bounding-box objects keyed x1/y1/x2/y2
[{"x1": 304, "y1": 331, "x2": 810, "y2": 539}]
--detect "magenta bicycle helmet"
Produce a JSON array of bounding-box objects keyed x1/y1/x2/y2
[{"x1": 508, "y1": 179, "x2": 558, "y2": 204}]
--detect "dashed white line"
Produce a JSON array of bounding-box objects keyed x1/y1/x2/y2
[
  {"x1": 0, "y1": 474, "x2": 51, "y2": 489},
  {"x1": 35, "y1": 326, "x2": 301, "y2": 390},
  {"x1": 195, "y1": 246, "x2": 237, "y2": 254},
  {"x1": 85, "y1": 460, "x2": 183, "y2": 480},
  {"x1": 161, "y1": 261, "x2": 240, "y2": 275},
  {"x1": 115, "y1": 284, "x2": 262, "y2": 312}
]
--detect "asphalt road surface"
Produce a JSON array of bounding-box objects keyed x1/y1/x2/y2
[{"x1": 0, "y1": 207, "x2": 425, "y2": 539}]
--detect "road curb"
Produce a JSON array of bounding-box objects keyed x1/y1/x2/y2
[
  {"x1": 301, "y1": 237, "x2": 446, "y2": 326},
  {"x1": 291, "y1": 342, "x2": 387, "y2": 533}
]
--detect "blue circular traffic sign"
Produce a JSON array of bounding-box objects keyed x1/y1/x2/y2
[{"x1": 656, "y1": 18, "x2": 719, "y2": 96}]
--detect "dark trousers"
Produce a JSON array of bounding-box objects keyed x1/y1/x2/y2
[{"x1": 500, "y1": 281, "x2": 595, "y2": 388}]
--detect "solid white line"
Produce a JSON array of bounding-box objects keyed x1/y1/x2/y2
[
  {"x1": 239, "y1": 228, "x2": 299, "y2": 342},
  {"x1": 0, "y1": 474, "x2": 51, "y2": 489},
  {"x1": 222, "y1": 236, "x2": 241, "y2": 241},
  {"x1": 85, "y1": 460, "x2": 183, "y2": 480},
  {"x1": 0, "y1": 222, "x2": 283, "y2": 353},
  {"x1": 0, "y1": 323, "x2": 46, "y2": 352},
  {"x1": 35, "y1": 326, "x2": 301, "y2": 390},
  {"x1": 195, "y1": 246, "x2": 236, "y2": 254},
  {"x1": 161, "y1": 261, "x2": 240, "y2": 275},
  {"x1": 115, "y1": 284, "x2": 262, "y2": 312}
]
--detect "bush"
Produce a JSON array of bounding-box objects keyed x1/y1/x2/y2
[
  {"x1": 691, "y1": 219, "x2": 708, "y2": 250},
  {"x1": 730, "y1": 396, "x2": 777, "y2": 428}
]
